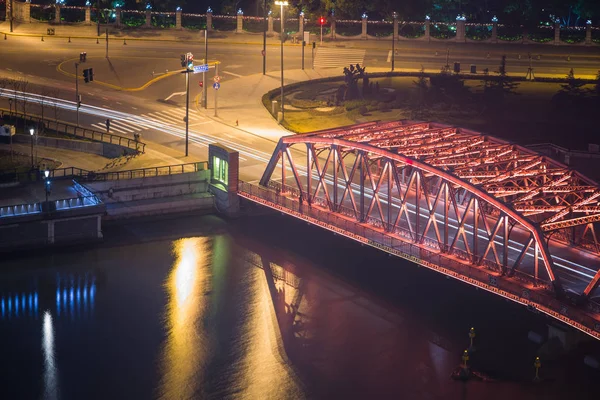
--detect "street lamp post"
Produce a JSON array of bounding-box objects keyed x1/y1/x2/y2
[
  {"x1": 392, "y1": 12, "x2": 397, "y2": 72},
  {"x1": 44, "y1": 170, "x2": 50, "y2": 205},
  {"x1": 29, "y1": 128, "x2": 35, "y2": 169},
  {"x1": 75, "y1": 62, "x2": 80, "y2": 126},
  {"x1": 275, "y1": 1, "x2": 288, "y2": 122},
  {"x1": 263, "y1": 0, "x2": 267, "y2": 75}
]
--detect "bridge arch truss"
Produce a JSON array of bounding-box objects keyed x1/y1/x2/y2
[{"x1": 260, "y1": 121, "x2": 600, "y2": 300}]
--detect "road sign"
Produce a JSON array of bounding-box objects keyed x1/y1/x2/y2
[
  {"x1": 213, "y1": 82, "x2": 221, "y2": 90},
  {"x1": 193, "y1": 64, "x2": 209, "y2": 74},
  {"x1": 213, "y1": 75, "x2": 221, "y2": 83}
]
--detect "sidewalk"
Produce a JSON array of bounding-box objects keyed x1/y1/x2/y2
[{"x1": 3, "y1": 21, "x2": 599, "y2": 56}]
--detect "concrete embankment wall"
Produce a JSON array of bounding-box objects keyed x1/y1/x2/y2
[
  {"x1": 13, "y1": 134, "x2": 137, "y2": 158},
  {"x1": 82, "y1": 170, "x2": 214, "y2": 219}
]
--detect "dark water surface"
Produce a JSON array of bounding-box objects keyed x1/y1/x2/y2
[{"x1": 1, "y1": 213, "x2": 599, "y2": 400}]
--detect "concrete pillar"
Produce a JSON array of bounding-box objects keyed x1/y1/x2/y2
[
  {"x1": 554, "y1": 21, "x2": 560, "y2": 45},
  {"x1": 55, "y1": 4, "x2": 61, "y2": 24},
  {"x1": 456, "y1": 19, "x2": 466, "y2": 42},
  {"x1": 85, "y1": 6, "x2": 91, "y2": 25},
  {"x1": 176, "y1": 9, "x2": 182, "y2": 29},
  {"x1": 207, "y1": 11, "x2": 212, "y2": 31},
  {"x1": 115, "y1": 6, "x2": 121, "y2": 27},
  {"x1": 491, "y1": 21, "x2": 498, "y2": 43},
  {"x1": 425, "y1": 19, "x2": 431, "y2": 42},
  {"x1": 268, "y1": 14, "x2": 273, "y2": 34},
  {"x1": 47, "y1": 220, "x2": 55, "y2": 244},
  {"x1": 299, "y1": 14, "x2": 304, "y2": 39},
  {"x1": 236, "y1": 13, "x2": 243, "y2": 33},
  {"x1": 145, "y1": 10, "x2": 152, "y2": 28},
  {"x1": 393, "y1": 16, "x2": 398, "y2": 40},
  {"x1": 585, "y1": 21, "x2": 592, "y2": 46},
  {"x1": 361, "y1": 15, "x2": 367, "y2": 39}
]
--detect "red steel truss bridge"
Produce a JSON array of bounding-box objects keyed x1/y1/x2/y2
[{"x1": 238, "y1": 120, "x2": 600, "y2": 340}]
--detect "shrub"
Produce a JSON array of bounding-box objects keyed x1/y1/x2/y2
[
  {"x1": 344, "y1": 100, "x2": 365, "y2": 111},
  {"x1": 358, "y1": 105, "x2": 368, "y2": 115}
]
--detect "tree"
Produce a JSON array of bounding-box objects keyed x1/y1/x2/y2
[
  {"x1": 342, "y1": 63, "x2": 366, "y2": 100},
  {"x1": 484, "y1": 55, "x2": 519, "y2": 106},
  {"x1": 411, "y1": 66, "x2": 429, "y2": 114}
]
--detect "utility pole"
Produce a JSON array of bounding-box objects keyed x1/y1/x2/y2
[
  {"x1": 75, "y1": 62, "x2": 80, "y2": 127},
  {"x1": 185, "y1": 68, "x2": 189, "y2": 156},
  {"x1": 301, "y1": 39, "x2": 305, "y2": 70},
  {"x1": 263, "y1": 0, "x2": 267, "y2": 75},
  {"x1": 203, "y1": 29, "x2": 208, "y2": 109},
  {"x1": 214, "y1": 63, "x2": 219, "y2": 117},
  {"x1": 9, "y1": 0, "x2": 13, "y2": 33},
  {"x1": 392, "y1": 12, "x2": 397, "y2": 72},
  {"x1": 105, "y1": 29, "x2": 108, "y2": 58},
  {"x1": 96, "y1": 0, "x2": 100, "y2": 37}
]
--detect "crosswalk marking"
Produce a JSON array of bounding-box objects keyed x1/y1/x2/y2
[
  {"x1": 313, "y1": 47, "x2": 366, "y2": 69},
  {"x1": 88, "y1": 108, "x2": 207, "y2": 136}
]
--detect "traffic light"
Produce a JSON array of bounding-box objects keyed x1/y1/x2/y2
[
  {"x1": 199, "y1": 81, "x2": 203, "y2": 87},
  {"x1": 319, "y1": 17, "x2": 325, "y2": 25},
  {"x1": 89, "y1": 68, "x2": 94, "y2": 82},
  {"x1": 180, "y1": 54, "x2": 186, "y2": 68},
  {"x1": 187, "y1": 58, "x2": 194, "y2": 70},
  {"x1": 83, "y1": 68, "x2": 90, "y2": 83}
]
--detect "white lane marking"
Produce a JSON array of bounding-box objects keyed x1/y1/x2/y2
[
  {"x1": 87, "y1": 92, "x2": 95, "y2": 96},
  {"x1": 165, "y1": 91, "x2": 186, "y2": 101},
  {"x1": 106, "y1": 125, "x2": 131, "y2": 135},
  {"x1": 6, "y1": 68, "x2": 12, "y2": 71},
  {"x1": 102, "y1": 105, "x2": 111, "y2": 108},
  {"x1": 110, "y1": 121, "x2": 139, "y2": 133},
  {"x1": 116, "y1": 101, "x2": 122, "y2": 105},
  {"x1": 149, "y1": 112, "x2": 182, "y2": 124},
  {"x1": 102, "y1": 97, "x2": 108, "y2": 100},
  {"x1": 188, "y1": 121, "x2": 214, "y2": 127},
  {"x1": 223, "y1": 71, "x2": 243, "y2": 78},
  {"x1": 131, "y1": 107, "x2": 138, "y2": 110}
]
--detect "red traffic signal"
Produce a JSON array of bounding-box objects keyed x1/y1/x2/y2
[
  {"x1": 319, "y1": 17, "x2": 325, "y2": 25},
  {"x1": 199, "y1": 81, "x2": 203, "y2": 87}
]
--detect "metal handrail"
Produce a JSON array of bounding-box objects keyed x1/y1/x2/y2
[
  {"x1": 1, "y1": 109, "x2": 146, "y2": 153},
  {"x1": 0, "y1": 202, "x2": 41, "y2": 218},
  {"x1": 80, "y1": 161, "x2": 208, "y2": 181}
]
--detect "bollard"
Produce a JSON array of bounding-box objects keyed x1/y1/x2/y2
[
  {"x1": 4, "y1": 34, "x2": 6, "y2": 40},
  {"x1": 486, "y1": 52, "x2": 490, "y2": 59},
  {"x1": 462, "y1": 349, "x2": 470, "y2": 370},
  {"x1": 518, "y1": 54, "x2": 521, "y2": 59},
  {"x1": 68, "y1": 37, "x2": 71, "y2": 43},
  {"x1": 41, "y1": 36, "x2": 44, "y2": 42},
  {"x1": 534, "y1": 356, "x2": 541, "y2": 382},
  {"x1": 468, "y1": 327, "x2": 476, "y2": 350},
  {"x1": 96, "y1": 37, "x2": 99, "y2": 44},
  {"x1": 123, "y1": 39, "x2": 127, "y2": 45},
  {"x1": 567, "y1": 55, "x2": 571, "y2": 61}
]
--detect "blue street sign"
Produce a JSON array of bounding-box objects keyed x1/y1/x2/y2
[
  {"x1": 213, "y1": 82, "x2": 221, "y2": 90},
  {"x1": 193, "y1": 64, "x2": 209, "y2": 73}
]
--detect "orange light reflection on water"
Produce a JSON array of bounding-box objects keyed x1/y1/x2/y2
[{"x1": 158, "y1": 237, "x2": 210, "y2": 400}]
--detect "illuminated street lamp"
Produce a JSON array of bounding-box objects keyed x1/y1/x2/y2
[
  {"x1": 275, "y1": 1, "x2": 288, "y2": 122},
  {"x1": 44, "y1": 170, "x2": 51, "y2": 205},
  {"x1": 29, "y1": 128, "x2": 35, "y2": 169}
]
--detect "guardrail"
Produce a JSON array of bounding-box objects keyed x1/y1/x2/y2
[
  {"x1": 1, "y1": 109, "x2": 146, "y2": 153},
  {"x1": 238, "y1": 181, "x2": 600, "y2": 340},
  {"x1": 0, "y1": 202, "x2": 41, "y2": 218}
]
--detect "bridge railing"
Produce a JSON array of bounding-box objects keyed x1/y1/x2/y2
[{"x1": 239, "y1": 181, "x2": 600, "y2": 339}]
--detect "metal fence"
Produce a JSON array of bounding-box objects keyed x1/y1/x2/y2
[
  {"x1": 80, "y1": 161, "x2": 208, "y2": 181},
  {"x1": 238, "y1": 181, "x2": 600, "y2": 340},
  {"x1": 2, "y1": 109, "x2": 146, "y2": 153}
]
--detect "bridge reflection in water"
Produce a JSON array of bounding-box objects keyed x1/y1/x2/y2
[{"x1": 240, "y1": 120, "x2": 600, "y2": 340}]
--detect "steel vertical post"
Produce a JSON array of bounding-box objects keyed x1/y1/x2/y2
[
  {"x1": 263, "y1": 0, "x2": 267, "y2": 75},
  {"x1": 214, "y1": 63, "x2": 218, "y2": 117},
  {"x1": 105, "y1": 29, "x2": 108, "y2": 58},
  {"x1": 280, "y1": 3, "x2": 285, "y2": 121}
]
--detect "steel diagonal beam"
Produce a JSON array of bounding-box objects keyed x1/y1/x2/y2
[
  {"x1": 369, "y1": 127, "x2": 458, "y2": 149},
  {"x1": 259, "y1": 139, "x2": 285, "y2": 186},
  {"x1": 542, "y1": 190, "x2": 600, "y2": 225},
  {"x1": 451, "y1": 153, "x2": 535, "y2": 173},
  {"x1": 364, "y1": 154, "x2": 387, "y2": 223},
  {"x1": 285, "y1": 148, "x2": 304, "y2": 196},
  {"x1": 583, "y1": 269, "x2": 600, "y2": 298},
  {"x1": 311, "y1": 147, "x2": 333, "y2": 207},
  {"x1": 508, "y1": 236, "x2": 534, "y2": 277},
  {"x1": 421, "y1": 176, "x2": 444, "y2": 248},
  {"x1": 481, "y1": 214, "x2": 504, "y2": 266},
  {"x1": 449, "y1": 197, "x2": 475, "y2": 255},
  {"x1": 393, "y1": 168, "x2": 417, "y2": 240},
  {"x1": 337, "y1": 151, "x2": 359, "y2": 218},
  {"x1": 438, "y1": 144, "x2": 516, "y2": 169}
]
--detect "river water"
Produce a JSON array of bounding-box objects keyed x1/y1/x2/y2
[{"x1": 1, "y1": 213, "x2": 599, "y2": 400}]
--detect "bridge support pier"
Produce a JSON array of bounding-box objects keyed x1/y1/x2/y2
[{"x1": 208, "y1": 143, "x2": 240, "y2": 217}]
